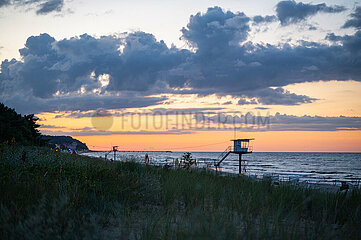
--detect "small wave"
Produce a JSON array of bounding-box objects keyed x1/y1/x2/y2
[{"x1": 313, "y1": 171, "x2": 348, "y2": 175}]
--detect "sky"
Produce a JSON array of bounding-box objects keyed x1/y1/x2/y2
[{"x1": 0, "y1": 0, "x2": 361, "y2": 152}]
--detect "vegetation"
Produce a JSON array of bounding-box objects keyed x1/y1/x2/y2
[
  {"x1": 0, "y1": 103, "x2": 41, "y2": 145},
  {"x1": 181, "y1": 152, "x2": 196, "y2": 170},
  {"x1": 0, "y1": 102, "x2": 88, "y2": 151},
  {"x1": 41, "y1": 135, "x2": 89, "y2": 151},
  {"x1": 1, "y1": 145, "x2": 360, "y2": 239}
]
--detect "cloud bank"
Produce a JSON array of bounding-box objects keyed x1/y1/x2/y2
[
  {"x1": 39, "y1": 112, "x2": 361, "y2": 136},
  {"x1": 1, "y1": 5, "x2": 360, "y2": 114},
  {"x1": 196, "y1": 113, "x2": 361, "y2": 132}
]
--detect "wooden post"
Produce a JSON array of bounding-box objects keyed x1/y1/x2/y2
[{"x1": 239, "y1": 154, "x2": 242, "y2": 175}]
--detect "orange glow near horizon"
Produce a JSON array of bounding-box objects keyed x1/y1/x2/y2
[
  {"x1": 36, "y1": 81, "x2": 361, "y2": 153},
  {"x1": 75, "y1": 130, "x2": 361, "y2": 152}
]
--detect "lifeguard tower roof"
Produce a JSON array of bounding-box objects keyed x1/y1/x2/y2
[{"x1": 231, "y1": 138, "x2": 254, "y2": 142}]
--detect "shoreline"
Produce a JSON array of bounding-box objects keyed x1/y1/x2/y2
[
  {"x1": 204, "y1": 168, "x2": 349, "y2": 193},
  {"x1": 82, "y1": 151, "x2": 361, "y2": 193},
  {"x1": 83, "y1": 152, "x2": 357, "y2": 193}
]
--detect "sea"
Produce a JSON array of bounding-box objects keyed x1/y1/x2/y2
[{"x1": 81, "y1": 151, "x2": 361, "y2": 187}]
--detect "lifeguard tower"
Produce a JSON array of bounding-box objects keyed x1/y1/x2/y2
[
  {"x1": 215, "y1": 138, "x2": 254, "y2": 174},
  {"x1": 112, "y1": 146, "x2": 118, "y2": 162}
]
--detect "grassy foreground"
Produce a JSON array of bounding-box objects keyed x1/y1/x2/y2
[{"x1": 0, "y1": 146, "x2": 360, "y2": 239}]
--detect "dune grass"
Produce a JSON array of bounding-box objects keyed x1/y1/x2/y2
[{"x1": 0, "y1": 145, "x2": 360, "y2": 239}]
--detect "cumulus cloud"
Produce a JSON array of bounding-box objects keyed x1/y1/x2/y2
[
  {"x1": 169, "y1": 8, "x2": 360, "y2": 105},
  {"x1": 343, "y1": 6, "x2": 361, "y2": 29},
  {"x1": 1, "y1": 6, "x2": 361, "y2": 114},
  {"x1": 276, "y1": 0, "x2": 346, "y2": 26},
  {"x1": 0, "y1": 32, "x2": 184, "y2": 114},
  {"x1": 181, "y1": 6, "x2": 250, "y2": 52},
  {"x1": 0, "y1": 0, "x2": 64, "y2": 15}
]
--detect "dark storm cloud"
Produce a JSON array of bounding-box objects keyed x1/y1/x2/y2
[
  {"x1": 0, "y1": 0, "x2": 64, "y2": 15},
  {"x1": 1, "y1": 6, "x2": 361, "y2": 114},
  {"x1": 276, "y1": 1, "x2": 346, "y2": 26},
  {"x1": 343, "y1": 7, "x2": 361, "y2": 29}
]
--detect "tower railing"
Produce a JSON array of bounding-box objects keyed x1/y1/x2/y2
[{"x1": 218, "y1": 145, "x2": 232, "y2": 158}]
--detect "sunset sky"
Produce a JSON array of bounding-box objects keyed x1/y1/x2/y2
[{"x1": 1, "y1": 0, "x2": 361, "y2": 152}]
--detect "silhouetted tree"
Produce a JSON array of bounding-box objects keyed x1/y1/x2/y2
[
  {"x1": 25, "y1": 114, "x2": 41, "y2": 144},
  {"x1": 0, "y1": 103, "x2": 41, "y2": 145}
]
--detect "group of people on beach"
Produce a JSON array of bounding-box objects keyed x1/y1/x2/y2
[
  {"x1": 144, "y1": 153, "x2": 201, "y2": 170},
  {"x1": 144, "y1": 153, "x2": 182, "y2": 168},
  {"x1": 144, "y1": 153, "x2": 185, "y2": 168}
]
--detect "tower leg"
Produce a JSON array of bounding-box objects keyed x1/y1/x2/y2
[{"x1": 239, "y1": 154, "x2": 242, "y2": 175}]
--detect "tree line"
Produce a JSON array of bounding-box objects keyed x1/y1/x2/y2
[{"x1": 0, "y1": 103, "x2": 41, "y2": 145}]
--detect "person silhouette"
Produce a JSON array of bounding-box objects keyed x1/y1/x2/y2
[{"x1": 145, "y1": 153, "x2": 150, "y2": 164}]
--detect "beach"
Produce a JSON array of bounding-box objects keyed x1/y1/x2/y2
[
  {"x1": 82, "y1": 151, "x2": 361, "y2": 188},
  {"x1": 1, "y1": 145, "x2": 360, "y2": 239}
]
